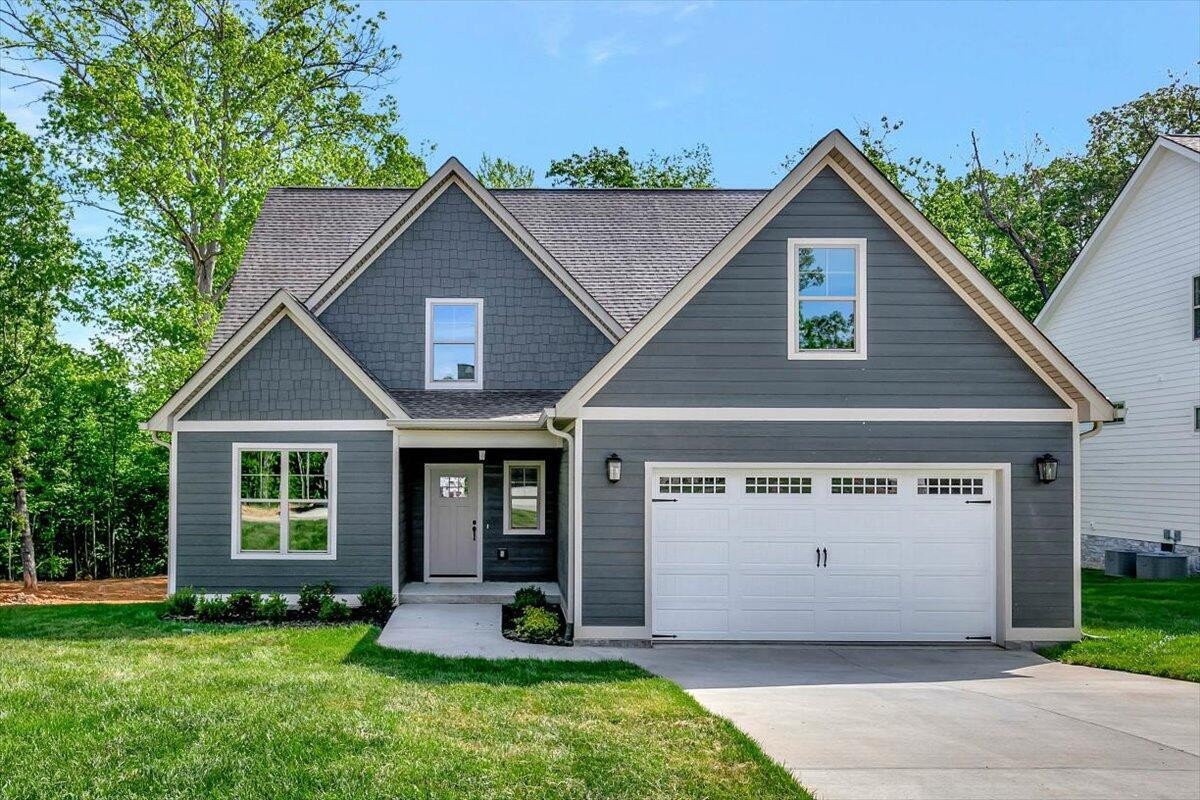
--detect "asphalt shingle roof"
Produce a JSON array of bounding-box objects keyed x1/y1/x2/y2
[
  {"x1": 214, "y1": 187, "x2": 767, "y2": 351},
  {"x1": 389, "y1": 389, "x2": 563, "y2": 421},
  {"x1": 1164, "y1": 134, "x2": 1200, "y2": 153}
]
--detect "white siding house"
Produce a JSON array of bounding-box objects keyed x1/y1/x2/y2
[{"x1": 1038, "y1": 135, "x2": 1200, "y2": 572}]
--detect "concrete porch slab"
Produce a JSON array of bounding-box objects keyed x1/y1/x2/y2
[
  {"x1": 398, "y1": 581, "x2": 561, "y2": 605},
  {"x1": 377, "y1": 603, "x2": 617, "y2": 661}
]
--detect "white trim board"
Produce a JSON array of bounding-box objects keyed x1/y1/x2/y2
[
  {"x1": 424, "y1": 297, "x2": 484, "y2": 390},
  {"x1": 230, "y1": 442, "x2": 338, "y2": 561},
  {"x1": 787, "y1": 237, "x2": 868, "y2": 360},
  {"x1": 577, "y1": 408, "x2": 1076, "y2": 422},
  {"x1": 554, "y1": 131, "x2": 1111, "y2": 423},
  {"x1": 502, "y1": 460, "x2": 547, "y2": 535},
  {"x1": 394, "y1": 429, "x2": 563, "y2": 449},
  {"x1": 167, "y1": 433, "x2": 178, "y2": 595},
  {"x1": 146, "y1": 289, "x2": 405, "y2": 431},
  {"x1": 305, "y1": 158, "x2": 623, "y2": 342},
  {"x1": 175, "y1": 420, "x2": 391, "y2": 432}
]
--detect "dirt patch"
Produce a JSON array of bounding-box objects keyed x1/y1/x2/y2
[{"x1": 0, "y1": 576, "x2": 167, "y2": 606}]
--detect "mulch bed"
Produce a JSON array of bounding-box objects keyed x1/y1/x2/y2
[{"x1": 501, "y1": 603, "x2": 571, "y2": 646}]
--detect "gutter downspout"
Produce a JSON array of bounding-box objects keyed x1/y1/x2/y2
[
  {"x1": 1079, "y1": 421, "x2": 1104, "y2": 441},
  {"x1": 149, "y1": 431, "x2": 170, "y2": 448},
  {"x1": 544, "y1": 415, "x2": 574, "y2": 631}
]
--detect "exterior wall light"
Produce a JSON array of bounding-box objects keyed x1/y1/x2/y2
[
  {"x1": 1035, "y1": 453, "x2": 1059, "y2": 484},
  {"x1": 605, "y1": 453, "x2": 622, "y2": 483}
]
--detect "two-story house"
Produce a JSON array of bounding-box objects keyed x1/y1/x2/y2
[{"x1": 145, "y1": 130, "x2": 1113, "y2": 645}]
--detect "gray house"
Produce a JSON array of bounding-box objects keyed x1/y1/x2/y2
[{"x1": 146, "y1": 131, "x2": 1113, "y2": 645}]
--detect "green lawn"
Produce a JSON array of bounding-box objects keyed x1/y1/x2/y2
[
  {"x1": 0, "y1": 604, "x2": 807, "y2": 800},
  {"x1": 1041, "y1": 568, "x2": 1200, "y2": 682}
]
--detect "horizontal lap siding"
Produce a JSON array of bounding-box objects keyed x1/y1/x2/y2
[
  {"x1": 580, "y1": 421, "x2": 1074, "y2": 629},
  {"x1": 589, "y1": 169, "x2": 1066, "y2": 409},
  {"x1": 176, "y1": 431, "x2": 393, "y2": 593}
]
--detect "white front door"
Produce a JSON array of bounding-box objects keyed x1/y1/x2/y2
[
  {"x1": 426, "y1": 464, "x2": 482, "y2": 580},
  {"x1": 651, "y1": 467, "x2": 997, "y2": 642}
]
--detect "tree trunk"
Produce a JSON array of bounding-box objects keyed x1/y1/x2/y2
[{"x1": 13, "y1": 463, "x2": 36, "y2": 593}]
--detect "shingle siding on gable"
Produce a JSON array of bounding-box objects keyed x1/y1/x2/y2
[
  {"x1": 588, "y1": 168, "x2": 1066, "y2": 409},
  {"x1": 182, "y1": 316, "x2": 384, "y2": 421},
  {"x1": 318, "y1": 184, "x2": 614, "y2": 390}
]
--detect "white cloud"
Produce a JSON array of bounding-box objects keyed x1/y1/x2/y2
[
  {"x1": 585, "y1": 34, "x2": 636, "y2": 66},
  {"x1": 535, "y1": 8, "x2": 572, "y2": 57}
]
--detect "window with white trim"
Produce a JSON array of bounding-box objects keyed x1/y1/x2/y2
[
  {"x1": 234, "y1": 445, "x2": 335, "y2": 558},
  {"x1": 1192, "y1": 275, "x2": 1199, "y2": 339},
  {"x1": 503, "y1": 461, "x2": 544, "y2": 534},
  {"x1": 788, "y1": 238, "x2": 867, "y2": 359},
  {"x1": 425, "y1": 298, "x2": 482, "y2": 389},
  {"x1": 831, "y1": 476, "x2": 896, "y2": 495}
]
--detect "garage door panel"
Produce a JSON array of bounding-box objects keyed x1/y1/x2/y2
[
  {"x1": 821, "y1": 540, "x2": 903, "y2": 568},
  {"x1": 910, "y1": 610, "x2": 993, "y2": 635},
  {"x1": 741, "y1": 507, "x2": 815, "y2": 532},
  {"x1": 911, "y1": 541, "x2": 990, "y2": 569},
  {"x1": 738, "y1": 572, "x2": 816, "y2": 600},
  {"x1": 821, "y1": 573, "x2": 902, "y2": 599},
  {"x1": 736, "y1": 609, "x2": 818, "y2": 634},
  {"x1": 656, "y1": 608, "x2": 730, "y2": 636},
  {"x1": 821, "y1": 608, "x2": 903, "y2": 636},
  {"x1": 737, "y1": 538, "x2": 819, "y2": 566},
  {"x1": 656, "y1": 573, "x2": 729, "y2": 600},
  {"x1": 655, "y1": 539, "x2": 729, "y2": 567}
]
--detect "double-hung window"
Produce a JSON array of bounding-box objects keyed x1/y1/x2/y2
[
  {"x1": 1192, "y1": 275, "x2": 1199, "y2": 339},
  {"x1": 426, "y1": 298, "x2": 483, "y2": 389},
  {"x1": 234, "y1": 445, "x2": 336, "y2": 559},
  {"x1": 503, "y1": 461, "x2": 545, "y2": 534},
  {"x1": 787, "y1": 238, "x2": 867, "y2": 359}
]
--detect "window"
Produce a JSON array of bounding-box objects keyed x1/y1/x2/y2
[
  {"x1": 831, "y1": 476, "x2": 897, "y2": 495},
  {"x1": 234, "y1": 445, "x2": 335, "y2": 559},
  {"x1": 659, "y1": 476, "x2": 726, "y2": 494},
  {"x1": 439, "y1": 475, "x2": 468, "y2": 498},
  {"x1": 426, "y1": 298, "x2": 483, "y2": 389},
  {"x1": 918, "y1": 477, "x2": 984, "y2": 496},
  {"x1": 503, "y1": 461, "x2": 544, "y2": 534},
  {"x1": 1193, "y1": 275, "x2": 1199, "y2": 339},
  {"x1": 746, "y1": 476, "x2": 812, "y2": 494},
  {"x1": 788, "y1": 238, "x2": 867, "y2": 359}
]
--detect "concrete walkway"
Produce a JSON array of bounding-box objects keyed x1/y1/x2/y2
[{"x1": 621, "y1": 644, "x2": 1200, "y2": 800}]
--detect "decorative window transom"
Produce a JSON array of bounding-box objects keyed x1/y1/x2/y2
[
  {"x1": 917, "y1": 477, "x2": 984, "y2": 495},
  {"x1": 745, "y1": 476, "x2": 812, "y2": 494},
  {"x1": 831, "y1": 476, "x2": 897, "y2": 495},
  {"x1": 659, "y1": 476, "x2": 726, "y2": 494}
]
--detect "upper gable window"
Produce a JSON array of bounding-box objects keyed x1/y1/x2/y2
[
  {"x1": 787, "y1": 238, "x2": 867, "y2": 360},
  {"x1": 426, "y1": 298, "x2": 483, "y2": 389}
]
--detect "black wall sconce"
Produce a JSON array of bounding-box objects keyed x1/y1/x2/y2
[
  {"x1": 605, "y1": 453, "x2": 622, "y2": 483},
  {"x1": 1035, "y1": 453, "x2": 1059, "y2": 484}
]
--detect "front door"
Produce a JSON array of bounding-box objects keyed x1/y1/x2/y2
[{"x1": 426, "y1": 464, "x2": 482, "y2": 580}]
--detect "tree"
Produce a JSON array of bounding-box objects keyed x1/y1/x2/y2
[
  {"x1": 478, "y1": 153, "x2": 534, "y2": 189},
  {"x1": 1, "y1": 0, "x2": 427, "y2": 374},
  {"x1": 0, "y1": 113, "x2": 78, "y2": 592},
  {"x1": 547, "y1": 144, "x2": 714, "y2": 188}
]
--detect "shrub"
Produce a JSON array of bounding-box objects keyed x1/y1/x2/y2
[
  {"x1": 358, "y1": 584, "x2": 396, "y2": 625},
  {"x1": 512, "y1": 585, "x2": 548, "y2": 611},
  {"x1": 317, "y1": 595, "x2": 352, "y2": 623},
  {"x1": 226, "y1": 590, "x2": 263, "y2": 620},
  {"x1": 298, "y1": 582, "x2": 334, "y2": 618},
  {"x1": 195, "y1": 595, "x2": 231, "y2": 622},
  {"x1": 260, "y1": 593, "x2": 288, "y2": 624},
  {"x1": 513, "y1": 606, "x2": 559, "y2": 643},
  {"x1": 163, "y1": 586, "x2": 197, "y2": 617}
]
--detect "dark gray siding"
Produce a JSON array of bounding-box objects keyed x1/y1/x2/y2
[
  {"x1": 580, "y1": 420, "x2": 1073, "y2": 629},
  {"x1": 319, "y1": 184, "x2": 614, "y2": 390},
  {"x1": 589, "y1": 168, "x2": 1065, "y2": 409},
  {"x1": 176, "y1": 430, "x2": 392, "y2": 593},
  {"x1": 401, "y1": 448, "x2": 560, "y2": 582},
  {"x1": 183, "y1": 316, "x2": 384, "y2": 421}
]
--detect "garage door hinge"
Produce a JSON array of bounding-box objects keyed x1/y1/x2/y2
[
  {"x1": 651, "y1": 498, "x2": 678, "y2": 503},
  {"x1": 964, "y1": 500, "x2": 992, "y2": 504},
  {"x1": 652, "y1": 634, "x2": 678, "y2": 639},
  {"x1": 965, "y1": 636, "x2": 991, "y2": 641}
]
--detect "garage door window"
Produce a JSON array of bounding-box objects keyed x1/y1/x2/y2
[
  {"x1": 918, "y1": 477, "x2": 984, "y2": 495},
  {"x1": 658, "y1": 476, "x2": 726, "y2": 494},
  {"x1": 745, "y1": 476, "x2": 812, "y2": 494},
  {"x1": 831, "y1": 476, "x2": 897, "y2": 495}
]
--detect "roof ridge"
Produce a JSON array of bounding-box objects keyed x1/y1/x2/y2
[{"x1": 265, "y1": 185, "x2": 771, "y2": 193}]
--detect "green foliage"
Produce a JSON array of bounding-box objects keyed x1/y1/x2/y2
[
  {"x1": 547, "y1": 144, "x2": 713, "y2": 188},
  {"x1": 35, "y1": 554, "x2": 70, "y2": 580},
  {"x1": 511, "y1": 585, "x2": 548, "y2": 611},
  {"x1": 195, "y1": 595, "x2": 231, "y2": 623},
  {"x1": 513, "y1": 605, "x2": 559, "y2": 642},
  {"x1": 317, "y1": 595, "x2": 352, "y2": 623},
  {"x1": 478, "y1": 153, "x2": 534, "y2": 188},
  {"x1": 297, "y1": 581, "x2": 334, "y2": 618},
  {"x1": 260, "y1": 593, "x2": 289, "y2": 624},
  {"x1": 163, "y1": 587, "x2": 197, "y2": 618},
  {"x1": 226, "y1": 590, "x2": 263, "y2": 621},
  {"x1": 357, "y1": 584, "x2": 396, "y2": 625}
]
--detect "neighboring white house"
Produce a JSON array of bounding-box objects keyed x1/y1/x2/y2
[{"x1": 1038, "y1": 135, "x2": 1200, "y2": 573}]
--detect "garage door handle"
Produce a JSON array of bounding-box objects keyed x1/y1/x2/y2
[
  {"x1": 964, "y1": 500, "x2": 992, "y2": 505},
  {"x1": 816, "y1": 547, "x2": 821, "y2": 567},
  {"x1": 822, "y1": 547, "x2": 828, "y2": 567}
]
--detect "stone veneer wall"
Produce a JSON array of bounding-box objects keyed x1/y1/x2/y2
[{"x1": 1082, "y1": 533, "x2": 1200, "y2": 575}]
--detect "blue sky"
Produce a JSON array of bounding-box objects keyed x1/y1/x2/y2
[{"x1": 2, "y1": 0, "x2": 1197, "y2": 347}]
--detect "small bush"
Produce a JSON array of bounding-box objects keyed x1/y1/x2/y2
[
  {"x1": 226, "y1": 590, "x2": 263, "y2": 620},
  {"x1": 260, "y1": 593, "x2": 288, "y2": 624},
  {"x1": 317, "y1": 595, "x2": 352, "y2": 623},
  {"x1": 298, "y1": 582, "x2": 334, "y2": 618},
  {"x1": 513, "y1": 606, "x2": 559, "y2": 642},
  {"x1": 512, "y1": 585, "x2": 548, "y2": 611},
  {"x1": 195, "y1": 595, "x2": 231, "y2": 622},
  {"x1": 358, "y1": 584, "x2": 396, "y2": 625},
  {"x1": 163, "y1": 587, "x2": 197, "y2": 617}
]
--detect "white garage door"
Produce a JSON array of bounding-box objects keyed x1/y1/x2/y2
[{"x1": 651, "y1": 467, "x2": 997, "y2": 642}]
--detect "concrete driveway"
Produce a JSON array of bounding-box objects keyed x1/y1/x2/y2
[{"x1": 621, "y1": 645, "x2": 1200, "y2": 800}]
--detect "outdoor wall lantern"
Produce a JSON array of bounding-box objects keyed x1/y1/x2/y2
[
  {"x1": 1035, "y1": 453, "x2": 1059, "y2": 484},
  {"x1": 605, "y1": 453, "x2": 623, "y2": 483}
]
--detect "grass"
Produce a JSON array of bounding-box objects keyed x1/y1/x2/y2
[
  {"x1": 1041, "y1": 568, "x2": 1200, "y2": 682},
  {"x1": 0, "y1": 604, "x2": 807, "y2": 800}
]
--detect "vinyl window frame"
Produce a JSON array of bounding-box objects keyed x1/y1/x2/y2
[
  {"x1": 425, "y1": 298, "x2": 484, "y2": 390},
  {"x1": 502, "y1": 460, "x2": 545, "y2": 535},
  {"x1": 787, "y1": 237, "x2": 868, "y2": 360},
  {"x1": 1192, "y1": 275, "x2": 1199, "y2": 340},
  {"x1": 231, "y1": 443, "x2": 337, "y2": 560}
]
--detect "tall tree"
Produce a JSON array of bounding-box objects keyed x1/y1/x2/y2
[
  {"x1": 478, "y1": 153, "x2": 534, "y2": 189},
  {"x1": 0, "y1": 113, "x2": 78, "y2": 592},
  {"x1": 1, "y1": 0, "x2": 427, "y2": 379},
  {"x1": 547, "y1": 144, "x2": 713, "y2": 188}
]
